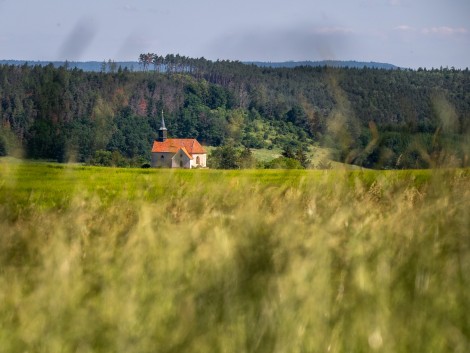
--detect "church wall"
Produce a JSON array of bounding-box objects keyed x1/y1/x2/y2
[
  {"x1": 151, "y1": 152, "x2": 173, "y2": 168},
  {"x1": 171, "y1": 151, "x2": 192, "y2": 169},
  {"x1": 190, "y1": 154, "x2": 207, "y2": 168}
]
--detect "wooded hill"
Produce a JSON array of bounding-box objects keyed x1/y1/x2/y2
[
  {"x1": 0, "y1": 56, "x2": 469, "y2": 168},
  {"x1": 0, "y1": 59, "x2": 398, "y2": 72}
]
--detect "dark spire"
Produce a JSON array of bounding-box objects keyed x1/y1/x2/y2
[{"x1": 157, "y1": 110, "x2": 167, "y2": 142}]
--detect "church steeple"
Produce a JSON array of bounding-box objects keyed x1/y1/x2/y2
[{"x1": 157, "y1": 110, "x2": 167, "y2": 142}]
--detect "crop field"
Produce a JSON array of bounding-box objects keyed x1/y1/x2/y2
[{"x1": 0, "y1": 159, "x2": 469, "y2": 353}]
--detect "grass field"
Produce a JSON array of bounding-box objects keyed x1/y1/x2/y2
[
  {"x1": 209, "y1": 145, "x2": 363, "y2": 169},
  {"x1": 1, "y1": 158, "x2": 469, "y2": 352}
]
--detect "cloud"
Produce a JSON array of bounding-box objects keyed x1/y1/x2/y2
[
  {"x1": 394, "y1": 25, "x2": 468, "y2": 37},
  {"x1": 312, "y1": 27, "x2": 353, "y2": 35},
  {"x1": 363, "y1": 0, "x2": 402, "y2": 7},
  {"x1": 58, "y1": 17, "x2": 98, "y2": 60},
  {"x1": 421, "y1": 26, "x2": 468, "y2": 36},
  {"x1": 123, "y1": 4, "x2": 138, "y2": 12},
  {"x1": 395, "y1": 25, "x2": 415, "y2": 32}
]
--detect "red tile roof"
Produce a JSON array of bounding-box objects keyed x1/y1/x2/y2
[{"x1": 151, "y1": 139, "x2": 206, "y2": 155}]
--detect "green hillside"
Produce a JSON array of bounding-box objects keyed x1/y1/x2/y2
[{"x1": 1, "y1": 57, "x2": 469, "y2": 169}]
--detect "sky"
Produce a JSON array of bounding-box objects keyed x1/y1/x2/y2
[{"x1": 0, "y1": 0, "x2": 469, "y2": 69}]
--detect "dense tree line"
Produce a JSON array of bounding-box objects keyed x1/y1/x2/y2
[{"x1": 0, "y1": 58, "x2": 469, "y2": 168}]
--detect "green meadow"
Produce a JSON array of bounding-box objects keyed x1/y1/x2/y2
[{"x1": 1, "y1": 159, "x2": 469, "y2": 353}]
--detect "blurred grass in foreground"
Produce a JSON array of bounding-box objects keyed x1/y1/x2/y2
[{"x1": 0, "y1": 160, "x2": 469, "y2": 353}]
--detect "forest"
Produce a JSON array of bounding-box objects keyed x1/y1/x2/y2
[{"x1": 0, "y1": 55, "x2": 469, "y2": 169}]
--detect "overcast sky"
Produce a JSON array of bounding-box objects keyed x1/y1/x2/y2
[{"x1": 0, "y1": 0, "x2": 469, "y2": 69}]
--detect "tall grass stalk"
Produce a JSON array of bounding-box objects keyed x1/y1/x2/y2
[{"x1": 1, "y1": 161, "x2": 469, "y2": 352}]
